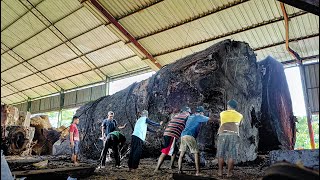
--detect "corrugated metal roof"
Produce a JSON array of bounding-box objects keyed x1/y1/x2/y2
[
  {"x1": 1, "y1": 53, "x2": 20, "y2": 71},
  {"x1": 1, "y1": 0, "x2": 28, "y2": 31},
  {"x1": 28, "y1": 44, "x2": 77, "y2": 71},
  {"x1": 2, "y1": 12, "x2": 46, "y2": 48},
  {"x1": 13, "y1": 28, "x2": 63, "y2": 59},
  {"x1": 55, "y1": 7, "x2": 103, "y2": 39},
  {"x1": 71, "y1": 25, "x2": 120, "y2": 53},
  {"x1": 86, "y1": 41, "x2": 136, "y2": 66},
  {"x1": 37, "y1": 0, "x2": 82, "y2": 23},
  {"x1": 1, "y1": 0, "x2": 319, "y2": 105},
  {"x1": 2, "y1": 64, "x2": 34, "y2": 82}
]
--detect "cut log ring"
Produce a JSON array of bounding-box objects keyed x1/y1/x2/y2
[{"x1": 8, "y1": 127, "x2": 29, "y2": 155}]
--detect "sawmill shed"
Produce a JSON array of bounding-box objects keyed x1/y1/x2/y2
[{"x1": 1, "y1": 0, "x2": 319, "y2": 179}]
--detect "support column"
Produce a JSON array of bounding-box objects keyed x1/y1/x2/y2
[
  {"x1": 105, "y1": 76, "x2": 111, "y2": 96},
  {"x1": 58, "y1": 90, "x2": 65, "y2": 127},
  {"x1": 27, "y1": 97, "x2": 31, "y2": 112},
  {"x1": 299, "y1": 64, "x2": 315, "y2": 149}
]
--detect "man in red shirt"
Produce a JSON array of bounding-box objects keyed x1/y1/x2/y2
[{"x1": 69, "y1": 116, "x2": 80, "y2": 166}]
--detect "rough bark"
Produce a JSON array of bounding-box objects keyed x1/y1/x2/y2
[
  {"x1": 258, "y1": 56, "x2": 296, "y2": 152},
  {"x1": 75, "y1": 40, "x2": 265, "y2": 163},
  {"x1": 1, "y1": 126, "x2": 35, "y2": 155},
  {"x1": 30, "y1": 115, "x2": 60, "y2": 155}
]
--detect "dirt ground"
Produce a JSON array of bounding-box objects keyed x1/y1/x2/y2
[
  {"x1": 82, "y1": 158, "x2": 267, "y2": 180},
  {"x1": 6, "y1": 155, "x2": 268, "y2": 179}
]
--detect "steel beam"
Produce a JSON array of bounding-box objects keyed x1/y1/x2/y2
[
  {"x1": 280, "y1": 2, "x2": 315, "y2": 149},
  {"x1": 152, "y1": 11, "x2": 307, "y2": 57},
  {"x1": 135, "y1": 0, "x2": 249, "y2": 40},
  {"x1": 281, "y1": 55, "x2": 319, "y2": 65},
  {"x1": 21, "y1": 0, "x2": 105, "y2": 81},
  {"x1": 1, "y1": 43, "x2": 62, "y2": 92},
  {"x1": 1, "y1": 24, "x2": 103, "y2": 72},
  {"x1": 1, "y1": 0, "x2": 45, "y2": 32},
  {"x1": 1, "y1": 40, "x2": 121, "y2": 87},
  {"x1": 1, "y1": 55, "x2": 137, "y2": 98},
  {"x1": 277, "y1": 0, "x2": 319, "y2": 15},
  {"x1": 1, "y1": 6, "x2": 84, "y2": 55},
  {"x1": 89, "y1": 0, "x2": 162, "y2": 69},
  {"x1": 300, "y1": 64, "x2": 316, "y2": 149},
  {"x1": 5, "y1": 66, "x2": 151, "y2": 105},
  {"x1": 253, "y1": 33, "x2": 319, "y2": 51}
]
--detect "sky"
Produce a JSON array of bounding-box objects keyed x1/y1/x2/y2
[
  {"x1": 284, "y1": 67, "x2": 307, "y2": 116},
  {"x1": 108, "y1": 67, "x2": 307, "y2": 117}
]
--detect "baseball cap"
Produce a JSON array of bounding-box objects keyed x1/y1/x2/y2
[
  {"x1": 195, "y1": 106, "x2": 205, "y2": 113},
  {"x1": 227, "y1": 99, "x2": 238, "y2": 109},
  {"x1": 181, "y1": 106, "x2": 191, "y2": 113}
]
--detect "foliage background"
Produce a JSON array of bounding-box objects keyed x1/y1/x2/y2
[{"x1": 295, "y1": 115, "x2": 319, "y2": 149}]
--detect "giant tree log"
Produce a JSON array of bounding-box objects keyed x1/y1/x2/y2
[
  {"x1": 75, "y1": 40, "x2": 295, "y2": 163},
  {"x1": 30, "y1": 115, "x2": 60, "y2": 155},
  {"x1": 258, "y1": 56, "x2": 296, "y2": 152},
  {"x1": 1, "y1": 126, "x2": 35, "y2": 155}
]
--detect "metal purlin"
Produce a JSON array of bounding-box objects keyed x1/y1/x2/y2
[{"x1": 280, "y1": 2, "x2": 315, "y2": 149}]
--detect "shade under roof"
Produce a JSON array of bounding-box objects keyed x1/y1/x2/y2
[{"x1": 1, "y1": 0, "x2": 319, "y2": 105}]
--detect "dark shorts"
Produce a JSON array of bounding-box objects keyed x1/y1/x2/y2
[
  {"x1": 216, "y1": 133, "x2": 239, "y2": 160},
  {"x1": 71, "y1": 141, "x2": 80, "y2": 155},
  {"x1": 161, "y1": 136, "x2": 178, "y2": 156}
]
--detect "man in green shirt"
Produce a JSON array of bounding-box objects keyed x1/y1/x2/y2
[{"x1": 101, "y1": 131, "x2": 126, "y2": 168}]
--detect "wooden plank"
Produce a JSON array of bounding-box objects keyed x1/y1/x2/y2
[
  {"x1": 12, "y1": 166, "x2": 95, "y2": 178},
  {"x1": 172, "y1": 173, "x2": 217, "y2": 180}
]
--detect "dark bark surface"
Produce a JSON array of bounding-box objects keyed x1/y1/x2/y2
[
  {"x1": 75, "y1": 40, "x2": 294, "y2": 163},
  {"x1": 258, "y1": 56, "x2": 296, "y2": 152}
]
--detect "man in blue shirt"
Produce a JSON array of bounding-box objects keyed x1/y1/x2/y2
[
  {"x1": 178, "y1": 106, "x2": 210, "y2": 176},
  {"x1": 100, "y1": 111, "x2": 127, "y2": 167},
  {"x1": 128, "y1": 110, "x2": 163, "y2": 171}
]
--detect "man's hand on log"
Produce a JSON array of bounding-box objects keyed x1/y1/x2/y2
[{"x1": 119, "y1": 123, "x2": 127, "y2": 129}]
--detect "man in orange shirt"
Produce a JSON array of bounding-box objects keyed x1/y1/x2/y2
[
  {"x1": 216, "y1": 99, "x2": 243, "y2": 177},
  {"x1": 70, "y1": 116, "x2": 80, "y2": 166}
]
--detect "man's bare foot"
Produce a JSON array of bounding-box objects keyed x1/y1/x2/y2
[
  {"x1": 227, "y1": 172, "x2": 233, "y2": 178},
  {"x1": 195, "y1": 172, "x2": 202, "y2": 176},
  {"x1": 218, "y1": 171, "x2": 223, "y2": 177},
  {"x1": 74, "y1": 162, "x2": 79, "y2": 166}
]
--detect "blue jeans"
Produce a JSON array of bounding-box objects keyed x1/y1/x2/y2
[{"x1": 71, "y1": 141, "x2": 80, "y2": 155}]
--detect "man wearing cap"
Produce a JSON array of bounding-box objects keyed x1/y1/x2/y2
[
  {"x1": 216, "y1": 99, "x2": 243, "y2": 177},
  {"x1": 128, "y1": 110, "x2": 163, "y2": 171},
  {"x1": 100, "y1": 111, "x2": 127, "y2": 167},
  {"x1": 154, "y1": 106, "x2": 191, "y2": 172},
  {"x1": 178, "y1": 106, "x2": 210, "y2": 176}
]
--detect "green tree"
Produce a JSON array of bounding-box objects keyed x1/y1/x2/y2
[
  {"x1": 58, "y1": 108, "x2": 78, "y2": 127},
  {"x1": 295, "y1": 115, "x2": 319, "y2": 149}
]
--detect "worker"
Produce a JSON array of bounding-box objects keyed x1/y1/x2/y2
[
  {"x1": 216, "y1": 99, "x2": 243, "y2": 177},
  {"x1": 100, "y1": 131, "x2": 126, "y2": 168},
  {"x1": 154, "y1": 106, "x2": 191, "y2": 172},
  {"x1": 100, "y1": 111, "x2": 127, "y2": 163},
  {"x1": 178, "y1": 106, "x2": 210, "y2": 176},
  {"x1": 128, "y1": 110, "x2": 163, "y2": 171},
  {"x1": 69, "y1": 116, "x2": 80, "y2": 166}
]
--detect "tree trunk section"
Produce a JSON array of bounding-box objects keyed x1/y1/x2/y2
[
  {"x1": 75, "y1": 40, "x2": 295, "y2": 163},
  {"x1": 258, "y1": 56, "x2": 296, "y2": 152}
]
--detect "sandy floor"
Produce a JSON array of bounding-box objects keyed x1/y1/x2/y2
[{"x1": 83, "y1": 158, "x2": 267, "y2": 180}]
